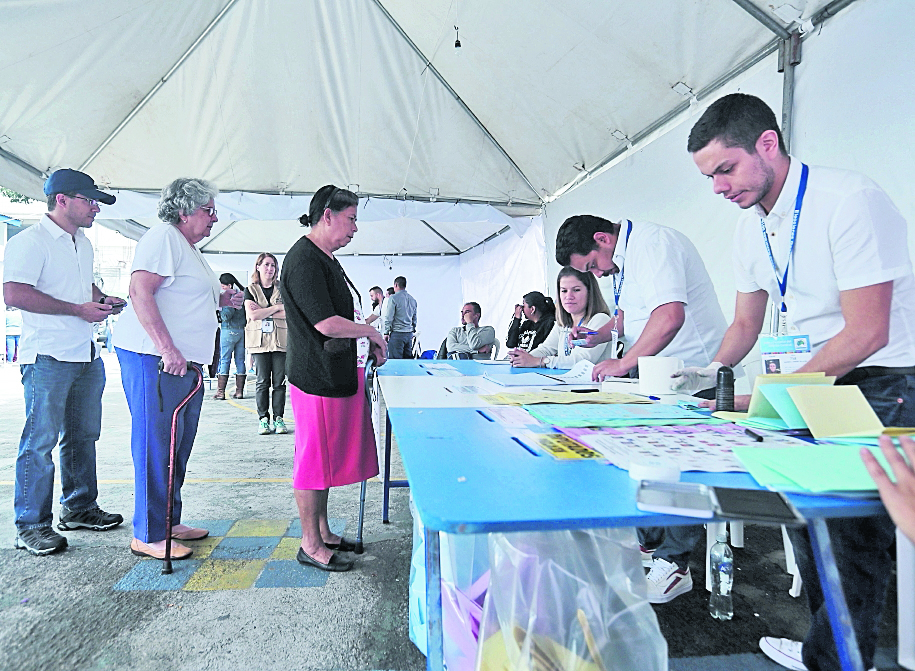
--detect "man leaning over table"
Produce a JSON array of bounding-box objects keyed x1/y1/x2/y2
[
  {"x1": 555, "y1": 213, "x2": 729, "y2": 605},
  {"x1": 679, "y1": 92, "x2": 915, "y2": 671},
  {"x1": 3, "y1": 169, "x2": 126, "y2": 556}
]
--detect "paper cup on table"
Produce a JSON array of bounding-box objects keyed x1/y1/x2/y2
[
  {"x1": 637, "y1": 356, "x2": 683, "y2": 396},
  {"x1": 628, "y1": 457, "x2": 681, "y2": 482}
]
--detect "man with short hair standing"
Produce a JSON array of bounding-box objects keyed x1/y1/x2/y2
[
  {"x1": 446, "y1": 302, "x2": 496, "y2": 359},
  {"x1": 381, "y1": 276, "x2": 417, "y2": 358},
  {"x1": 3, "y1": 169, "x2": 125, "y2": 556},
  {"x1": 686, "y1": 93, "x2": 915, "y2": 671},
  {"x1": 365, "y1": 285, "x2": 385, "y2": 332}
]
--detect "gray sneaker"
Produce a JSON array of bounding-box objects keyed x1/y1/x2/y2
[
  {"x1": 15, "y1": 527, "x2": 68, "y2": 556},
  {"x1": 57, "y1": 506, "x2": 123, "y2": 531}
]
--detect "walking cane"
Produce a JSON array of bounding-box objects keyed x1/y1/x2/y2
[{"x1": 157, "y1": 361, "x2": 203, "y2": 575}]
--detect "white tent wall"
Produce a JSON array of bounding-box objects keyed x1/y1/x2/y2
[
  {"x1": 205, "y1": 252, "x2": 463, "y2": 355},
  {"x1": 458, "y1": 218, "x2": 547, "y2": 356},
  {"x1": 542, "y1": 0, "x2": 915, "y2": 391}
]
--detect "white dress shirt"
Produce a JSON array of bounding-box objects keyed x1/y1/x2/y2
[
  {"x1": 733, "y1": 157, "x2": 915, "y2": 367},
  {"x1": 3, "y1": 214, "x2": 96, "y2": 364},
  {"x1": 614, "y1": 220, "x2": 728, "y2": 369}
]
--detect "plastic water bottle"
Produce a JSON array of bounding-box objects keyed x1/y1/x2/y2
[
  {"x1": 715, "y1": 366, "x2": 735, "y2": 412},
  {"x1": 709, "y1": 532, "x2": 734, "y2": 620}
]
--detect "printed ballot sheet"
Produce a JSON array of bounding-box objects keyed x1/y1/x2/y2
[{"x1": 560, "y1": 424, "x2": 808, "y2": 472}]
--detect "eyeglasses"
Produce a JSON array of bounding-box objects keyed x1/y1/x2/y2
[
  {"x1": 197, "y1": 206, "x2": 217, "y2": 217},
  {"x1": 72, "y1": 195, "x2": 99, "y2": 207}
]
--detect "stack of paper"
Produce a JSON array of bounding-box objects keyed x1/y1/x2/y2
[
  {"x1": 482, "y1": 372, "x2": 563, "y2": 386},
  {"x1": 523, "y1": 403, "x2": 719, "y2": 428},
  {"x1": 480, "y1": 391, "x2": 650, "y2": 405}
]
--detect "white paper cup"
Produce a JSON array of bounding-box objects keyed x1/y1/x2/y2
[{"x1": 637, "y1": 356, "x2": 683, "y2": 396}]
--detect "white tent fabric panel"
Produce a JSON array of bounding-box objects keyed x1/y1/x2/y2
[{"x1": 0, "y1": 0, "x2": 851, "y2": 212}]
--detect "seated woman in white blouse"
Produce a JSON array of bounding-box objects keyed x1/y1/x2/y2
[{"x1": 508, "y1": 267, "x2": 613, "y2": 369}]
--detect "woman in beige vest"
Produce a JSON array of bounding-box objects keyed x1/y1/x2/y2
[{"x1": 244, "y1": 253, "x2": 287, "y2": 435}]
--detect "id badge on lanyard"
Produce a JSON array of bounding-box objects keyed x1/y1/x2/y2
[
  {"x1": 757, "y1": 164, "x2": 813, "y2": 373},
  {"x1": 610, "y1": 221, "x2": 633, "y2": 360}
]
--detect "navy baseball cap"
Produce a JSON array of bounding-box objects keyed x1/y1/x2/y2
[{"x1": 43, "y1": 169, "x2": 116, "y2": 205}]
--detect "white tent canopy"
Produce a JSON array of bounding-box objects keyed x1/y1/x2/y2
[{"x1": 1, "y1": 0, "x2": 850, "y2": 221}]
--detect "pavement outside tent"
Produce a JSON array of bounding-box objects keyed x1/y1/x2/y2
[{"x1": 0, "y1": 355, "x2": 903, "y2": 670}]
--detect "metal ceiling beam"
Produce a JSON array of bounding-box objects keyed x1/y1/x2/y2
[
  {"x1": 420, "y1": 219, "x2": 462, "y2": 253},
  {"x1": 730, "y1": 0, "x2": 791, "y2": 39},
  {"x1": 0, "y1": 147, "x2": 47, "y2": 180},
  {"x1": 370, "y1": 0, "x2": 542, "y2": 204},
  {"x1": 78, "y1": 0, "x2": 241, "y2": 172},
  {"x1": 811, "y1": 0, "x2": 858, "y2": 26}
]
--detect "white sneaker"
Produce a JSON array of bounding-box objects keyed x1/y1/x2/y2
[
  {"x1": 640, "y1": 544, "x2": 656, "y2": 568},
  {"x1": 759, "y1": 638, "x2": 806, "y2": 671},
  {"x1": 645, "y1": 557, "x2": 692, "y2": 604},
  {"x1": 758, "y1": 638, "x2": 876, "y2": 671}
]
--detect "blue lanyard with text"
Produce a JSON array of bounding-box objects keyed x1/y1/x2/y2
[
  {"x1": 611, "y1": 220, "x2": 633, "y2": 317},
  {"x1": 760, "y1": 164, "x2": 808, "y2": 334}
]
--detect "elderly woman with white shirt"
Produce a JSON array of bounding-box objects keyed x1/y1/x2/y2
[
  {"x1": 113, "y1": 178, "x2": 243, "y2": 560},
  {"x1": 508, "y1": 267, "x2": 613, "y2": 369}
]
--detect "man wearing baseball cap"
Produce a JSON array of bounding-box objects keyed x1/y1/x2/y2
[{"x1": 3, "y1": 169, "x2": 125, "y2": 555}]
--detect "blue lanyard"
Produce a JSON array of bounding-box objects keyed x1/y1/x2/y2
[
  {"x1": 760, "y1": 164, "x2": 808, "y2": 321},
  {"x1": 611, "y1": 220, "x2": 633, "y2": 317}
]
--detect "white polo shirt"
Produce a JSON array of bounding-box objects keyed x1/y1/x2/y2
[
  {"x1": 733, "y1": 158, "x2": 915, "y2": 367},
  {"x1": 613, "y1": 220, "x2": 728, "y2": 369},
  {"x1": 113, "y1": 223, "x2": 220, "y2": 365},
  {"x1": 2, "y1": 214, "x2": 96, "y2": 364}
]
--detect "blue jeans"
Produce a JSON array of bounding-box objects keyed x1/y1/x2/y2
[
  {"x1": 218, "y1": 328, "x2": 245, "y2": 375},
  {"x1": 116, "y1": 348, "x2": 204, "y2": 543},
  {"x1": 388, "y1": 331, "x2": 413, "y2": 359},
  {"x1": 15, "y1": 355, "x2": 105, "y2": 530},
  {"x1": 791, "y1": 372, "x2": 915, "y2": 671},
  {"x1": 6, "y1": 335, "x2": 19, "y2": 362}
]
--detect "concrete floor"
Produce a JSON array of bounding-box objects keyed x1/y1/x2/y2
[{"x1": 0, "y1": 353, "x2": 425, "y2": 671}]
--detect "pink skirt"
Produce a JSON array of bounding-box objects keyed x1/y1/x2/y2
[{"x1": 290, "y1": 371, "x2": 379, "y2": 490}]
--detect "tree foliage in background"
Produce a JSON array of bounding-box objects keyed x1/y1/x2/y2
[{"x1": 1, "y1": 187, "x2": 36, "y2": 203}]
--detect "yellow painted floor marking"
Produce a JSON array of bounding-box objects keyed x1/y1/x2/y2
[
  {"x1": 186, "y1": 536, "x2": 222, "y2": 560},
  {"x1": 271, "y1": 537, "x2": 301, "y2": 560},
  {"x1": 227, "y1": 519, "x2": 291, "y2": 537},
  {"x1": 184, "y1": 559, "x2": 265, "y2": 591}
]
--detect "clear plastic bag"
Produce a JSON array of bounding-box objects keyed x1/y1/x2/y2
[{"x1": 476, "y1": 528, "x2": 667, "y2": 671}]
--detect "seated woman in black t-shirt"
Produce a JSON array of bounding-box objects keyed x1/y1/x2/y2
[{"x1": 505, "y1": 291, "x2": 556, "y2": 352}]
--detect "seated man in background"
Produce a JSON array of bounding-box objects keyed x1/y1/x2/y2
[{"x1": 446, "y1": 302, "x2": 495, "y2": 359}]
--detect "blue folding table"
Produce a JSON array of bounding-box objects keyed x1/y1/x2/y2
[{"x1": 377, "y1": 360, "x2": 883, "y2": 671}]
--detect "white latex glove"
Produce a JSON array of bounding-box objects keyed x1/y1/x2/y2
[{"x1": 670, "y1": 362, "x2": 723, "y2": 393}]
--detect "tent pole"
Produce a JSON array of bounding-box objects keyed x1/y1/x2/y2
[
  {"x1": 729, "y1": 0, "x2": 791, "y2": 39},
  {"x1": 370, "y1": 0, "x2": 541, "y2": 204},
  {"x1": 78, "y1": 0, "x2": 241, "y2": 172},
  {"x1": 420, "y1": 220, "x2": 462, "y2": 254},
  {"x1": 0, "y1": 147, "x2": 47, "y2": 180}
]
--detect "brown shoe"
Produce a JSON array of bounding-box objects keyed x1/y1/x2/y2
[
  {"x1": 130, "y1": 538, "x2": 193, "y2": 560},
  {"x1": 171, "y1": 526, "x2": 209, "y2": 540},
  {"x1": 213, "y1": 374, "x2": 229, "y2": 400},
  {"x1": 232, "y1": 374, "x2": 246, "y2": 399}
]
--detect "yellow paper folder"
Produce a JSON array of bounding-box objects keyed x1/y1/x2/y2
[
  {"x1": 786, "y1": 385, "x2": 883, "y2": 440},
  {"x1": 713, "y1": 372, "x2": 835, "y2": 430}
]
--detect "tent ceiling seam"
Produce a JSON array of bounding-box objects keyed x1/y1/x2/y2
[
  {"x1": 729, "y1": 0, "x2": 791, "y2": 38},
  {"x1": 420, "y1": 219, "x2": 462, "y2": 253},
  {"x1": 370, "y1": 0, "x2": 542, "y2": 204},
  {"x1": 549, "y1": 35, "x2": 781, "y2": 201},
  {"x1": 77, "y1": 0, "x2": 242, "y2": 172}
]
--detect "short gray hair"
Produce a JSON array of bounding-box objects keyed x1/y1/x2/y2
[{"x1": 157, "y1": 178, "x2": 218, "y2": 224}]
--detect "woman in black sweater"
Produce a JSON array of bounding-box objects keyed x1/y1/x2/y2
[{"x1": 505, "y1": 291, "x2": 555, "y2": 352}]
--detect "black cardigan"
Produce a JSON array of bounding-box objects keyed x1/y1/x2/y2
[
  {"x1": 506, "y1": 313, "x2": 555, "y2": 351},
  {"x1": 283, "y1": 235, "x2": 360, "y2": 397}
]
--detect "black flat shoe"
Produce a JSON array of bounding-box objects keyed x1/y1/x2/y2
[
  {"x1": 296, "y1": 547, "x2": 354, "y2": 572},
  {"x1": 325, "y1": 536, "x2": 357, "y2": 552}
]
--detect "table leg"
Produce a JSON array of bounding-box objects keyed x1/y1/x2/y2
[
  {"x1": 807, "y1": 518, "x2": 865, "y2": 671},
  {"x1": 424, "y1": 526, "x2": 444, "y2": 671},
  {"x1": 897, "y1": 530, "x2": 915, "y2": 670},
  {"x1": 384, "y1": 411, "x2": 392, "y2": 523}
]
